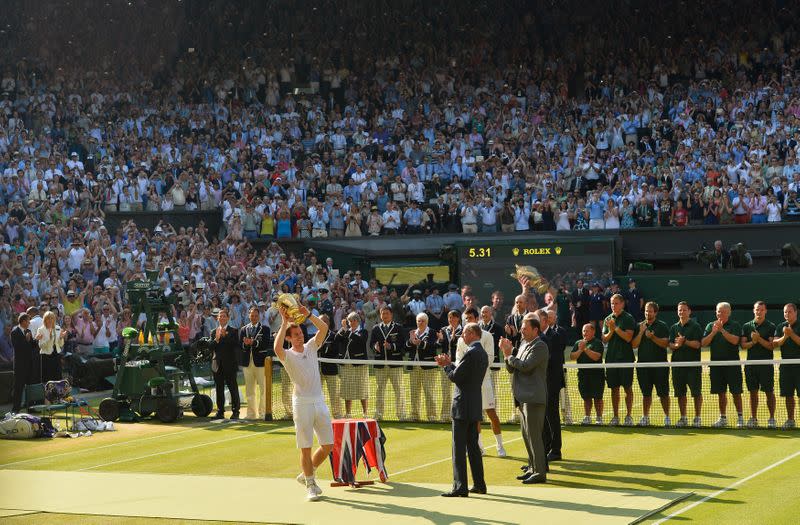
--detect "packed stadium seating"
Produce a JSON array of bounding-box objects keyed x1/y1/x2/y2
[{"x1": 1, "y1": 1, "x2": 799, "y2": 413}]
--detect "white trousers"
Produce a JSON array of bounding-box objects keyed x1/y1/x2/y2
[{"x1": 243, "y1": 357, "x2": 266, "y2": 419}]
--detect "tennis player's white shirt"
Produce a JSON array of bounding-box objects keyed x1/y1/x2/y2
[
  {"x1": 455, "y1": 330, "x2": 496, "y2": 409},
  {"x1": 279, "y1": 339, "x2": 334, "y2": 448}
]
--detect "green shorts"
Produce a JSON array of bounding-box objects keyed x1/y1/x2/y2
[
  {"x1": 710, "y1": 364, "x2": 743, "y2": 395},
  {"x1": 637, "y1": 366, "x2": 670, "y2": 397},
  {"x1": 606, "y1": 366, "x2": 634, "y2": 389},
  {"x1": 779, "y1": 364, "x2": 800, "y2": 398},
  {"x1": 672, "y1": 365, "x2": 702, "y2": 397},
  {"x1": 745, "y1": 364, "x2": 775, "y2": 393},
  {"x1": 578, "y1": 370, "x2": 605, "y2": 400}
]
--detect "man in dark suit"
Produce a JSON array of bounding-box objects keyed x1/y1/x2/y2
[
  {"x1": 240, "y1": 306, "x2": 271, "y2": 420},
  {"x1": 11, "y1": 313, "x2": 40, "y2": 412},
  {"x1": 571, "y1": 280, "x2": 590, "y2": 331},
  {"x1": 500, "y1": 314, "x2": 549, "y2": 484},
  {"x1": 436, "y1": 322, "x2": 488, "y2": 497},
  {"x1": 210, "y1": 308, "x2": 241, "y2": 420},
  {"x1": 542, "y1": 310, "x2": 567, "y2": 461}
]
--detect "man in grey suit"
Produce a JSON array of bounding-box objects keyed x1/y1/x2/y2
[
  {"x1": 500, "y1": 315, "x2": 549, "y2": 483},
  {"x1": 436, "y1": 322, "x2": 489, "y2": 497}
]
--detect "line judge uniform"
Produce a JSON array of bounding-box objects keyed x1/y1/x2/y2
[
  {"x1": 334, "y1": 325, "x2": 369, "y2": 405},
  {"x1": 406, "y1": 326, "x2": 437, "y2": 421},
  {"x1": 370, "y1": 320, "x2": 407, "y2": 420},
  {"x1": 239, "y1": 321, "x2": 271, "y2": 420},
  {"x1": 319, "y1": 330, "x2": 344, "y2": 419},
  {"x1": 438, "y1": 324, "x2": 462, "y2": 421}
]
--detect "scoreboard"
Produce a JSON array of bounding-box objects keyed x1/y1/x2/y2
[{"x1": 455, "y1": 239, "x2": 614, "y2": 308}]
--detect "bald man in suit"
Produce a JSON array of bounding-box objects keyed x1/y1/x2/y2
[{"x1": 500, "y1": 315, "x2": 549, "y2": 483}]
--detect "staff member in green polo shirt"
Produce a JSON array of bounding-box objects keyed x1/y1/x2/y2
[
  {"x1": 701, "y1": 302, "x2": 744, "y2": 428},
  {"x1": 741, "y1": 301, "x2": 776, "y2": 428},
  {"x1": 669, "y1": 302, "x2": 704, "y2": 428},
  {"x1": 632, "y1": 302, "x2": 671, "y2": 427},
  {"x1": 773, "y1": 303, "x2": 800, "y2": 430},
  {"x1": 602, "y1": 294, "x2": 636, "y2": 426},
  {"x1": 572, "y1": 323, "x2": 605, "y2": 425}
]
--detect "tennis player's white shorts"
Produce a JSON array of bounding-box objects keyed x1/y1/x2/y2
[
  {"x1": 293, "y1": 396, "x2": 334, "y2": 448},
  {"x1": 481, "y1": 375, "x2": 496, "y2": 410}
]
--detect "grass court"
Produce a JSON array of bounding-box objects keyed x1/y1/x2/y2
[{"x1": 0, "y1": 407, "x2": 798, "y2": 524}]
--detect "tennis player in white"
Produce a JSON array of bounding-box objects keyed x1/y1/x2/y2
[{"x1": 273, "y1": 304, "x2": 333, "y2": 502}]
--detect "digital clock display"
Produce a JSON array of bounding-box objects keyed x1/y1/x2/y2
[
  {"x1": 456, "y1": 240, "x2": 614, "y2": 309},
  {"x1": 468, "y1": 247, "x2": 492, "y2": 258}
]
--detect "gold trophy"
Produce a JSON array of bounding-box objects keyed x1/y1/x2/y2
[
  {"x1": 273, "y1": 293, "x2": 308, "y2": 323},
  {"x1": 510, "y1": 265, "x2": 551, "y2": 294}
]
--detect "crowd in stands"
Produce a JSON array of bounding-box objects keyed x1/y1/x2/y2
[{"x1": 2, "y1": 1, "x2": 800, "y2": 346}]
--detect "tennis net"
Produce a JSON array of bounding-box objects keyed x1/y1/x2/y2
[{"x1": 264, "y1": 357, "x2": 800, "y2": 430}]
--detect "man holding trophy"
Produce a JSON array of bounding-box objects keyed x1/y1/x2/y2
[{"x1": 273, "y1": 297, "x2": 333, "y2": 502}]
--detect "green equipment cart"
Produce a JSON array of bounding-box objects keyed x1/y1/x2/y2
[{"x1": 98, "y1": 272, "x2": 213, "y2": 423}]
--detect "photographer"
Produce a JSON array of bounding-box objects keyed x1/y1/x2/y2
[{"x1": 709, "y1": 240, "x2": 731, "y2": 270}]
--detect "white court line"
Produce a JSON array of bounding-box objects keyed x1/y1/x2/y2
[
  {"x1": 654, "y1": 448, "x2": 800, "y2": 524},
  {"x1": 78, "y1": 425, "x2": 288, "y2": 471},
  {"x1": 0, "y1": 421, "x2": 233, "y2": 469},
  {"x1": 391, "y1": 436, "x2": 523, "y2": 477}
]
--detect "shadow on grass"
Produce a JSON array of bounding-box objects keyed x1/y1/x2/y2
[
  {"x1": 323, "y1": 482, "x2": 517, "y2": 525},
  {"x1": 564, "y1": 425, "x2": 798, "y2": 439},
  {"x1": 473, "y1": 491, "x2": 660, "y2": 518},
  {"x1": 557, "y1": 458, "x2": 735, "y2": 479},
  {"x1": 129, "y1": 416, "x2": 294, "y2": 433},
  {"x1": 548, "y1": 472, "x2": 728, "y2": 493},
  {"x1": 326, "y1": 481, "x2": 668, "y2": 522}
]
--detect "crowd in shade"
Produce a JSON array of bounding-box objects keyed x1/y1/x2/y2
[{"x1": 1, "y1": 0, "x2": 800, "y2": 354}]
